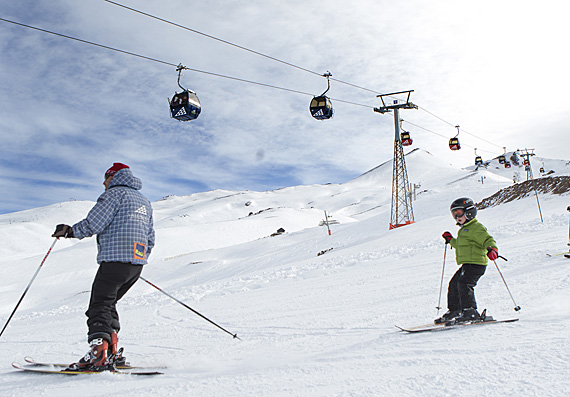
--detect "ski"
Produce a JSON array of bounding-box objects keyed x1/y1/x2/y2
[
  {"x1": 23, "y1": 356, "x2": 163, "y2": 370},
  {"x1": 395, "y1": 318, "x2": 519, "y2": 333},
  {"x1": 12, "y1": 362, "x2": 163, "y2": 375}
]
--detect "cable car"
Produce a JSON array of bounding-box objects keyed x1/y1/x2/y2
[
  {"x1": 449, "y1": 137, "x2": 460, "y2": 150},
  {"x1": 525, "y1": 165, "x2": 531, "y2": 172},
  {"x1": 523, "y1": 158, "x2": 530, "y2": 166},
  {"x1": 400, "y1": 131, "x2": 413, "y2": 146},
  {"x1": 474, "y1": 148, "x2": 482, "y2": 166},
  {"x1": 449, "y1": 125, "x2": 461, "y2": 150},
  {"x1": 310, "y1": 71, "x2": 334, "y2": 120},
  {"x1": 309, "y1": 96, "x2": 334, "y2": 120},
  {"x1": 170, "y1": 89, "x2": 201, "y2": 121},
  {"x1": 539, "y1": 167, "x2": 545, "y2": 173},
  {"x1": 169, "y1": 64, "x2": 201, "y2": 122},
  {"x1": 504, "y1": 161, "x2": 511, "y2": 169},
  {"x1": 498, "y1": 147, "x2": 507, "y2": 164}
]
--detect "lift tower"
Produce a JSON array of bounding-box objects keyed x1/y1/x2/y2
[
  {"x1": 374, "y1": 90, "x2": 418, "y2": 230},
  {"x1": 518, "y1": 148, "x2": 543, "y2": 222}
]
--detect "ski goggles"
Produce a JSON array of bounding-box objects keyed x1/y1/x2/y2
[{"x1": 451, "y1": 209, "x2": 465, "y2": 219}]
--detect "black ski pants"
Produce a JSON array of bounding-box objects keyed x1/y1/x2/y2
[
  {"x1": 85, "y1": 262, "x2": 143, "y2": 342},
  {"x1": 447, "y1": 263, "x2": 486, "y2": 311}
]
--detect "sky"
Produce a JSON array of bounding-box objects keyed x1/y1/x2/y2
[{"x1": 1, "y1": 0, "x2": 569, "y2": 214}]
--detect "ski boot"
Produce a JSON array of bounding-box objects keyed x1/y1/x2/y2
[
  {"x1": 67, "y1": 336, "x2": 112, "y2": 372},
  {"x1": 452, "y1": 308, "x2": 481, "y2": 324},
  {"x1": 434, "y1": 309, "x2": 460, "y2": 324},
  {"x1": 108, "y1": 331, "x2": 128, "y2": 367}
]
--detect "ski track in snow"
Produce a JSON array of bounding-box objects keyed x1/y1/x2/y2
[{"x1": 1, "y1": 151, "x2": 570, "y2": 396}]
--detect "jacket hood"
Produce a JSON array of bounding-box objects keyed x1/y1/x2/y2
[{"x1": 109, "y1": 168, "x2": 142, "y2": 190}]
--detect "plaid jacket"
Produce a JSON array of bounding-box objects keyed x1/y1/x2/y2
[{"x1": 72, "y1": 168, "x2": 155, "y2": 265}]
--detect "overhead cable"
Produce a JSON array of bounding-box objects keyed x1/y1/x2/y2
[
  {"x1": 402, "y1": 120, "x2": 499, "y2": 155},
  {"x1": 0, "y1": 15, "x2": 506, "y2": 151},
  {"x1": 0, "y1": 17, "x2": 371, "y2": 108},
  {"x1": 103, "y1": 1, "x2": 508, "y2": 150},
  {"x1": 104, "y1": 0, "x2": 386, "y2": 96}
]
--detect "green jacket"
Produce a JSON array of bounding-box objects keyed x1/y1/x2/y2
[{"x1": 449, "y1": 218, "x2": 497, "y2": 266}]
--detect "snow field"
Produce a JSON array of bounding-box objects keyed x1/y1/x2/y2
[{"x1": 1, "y1": 150, "x2": 569, "y2": 396}]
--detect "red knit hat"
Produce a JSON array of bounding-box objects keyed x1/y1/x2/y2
[{"x1": 104, "y1": 162, "x2": 129, "y2": 179}]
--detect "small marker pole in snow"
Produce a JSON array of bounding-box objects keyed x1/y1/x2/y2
[
  {"x1": 0, "y1": 238, "x2": 58, "y2": 338},
  {"x1": 567, "y1": 206, "x2": 570, "y2": 248},
  {"x1": 435, "y1": 243, "x2": 448, "y2": 314},
  {"x1": 140, "y1": 276, "x2": 241, "y2": 340},
  {"x1": 323, "y1": 210, "x2": 332, "y2": 236},
  {"x1": 491, "y1": 254, "x2": 521, "y2": 312}
]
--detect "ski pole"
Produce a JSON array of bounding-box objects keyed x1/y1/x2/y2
[
  {"x1": 0, "y1": 238, "x2": 58, "y2": 338},
  {"x1": 140, "y1": 276, "x2": 241, "y2": 340},
  {"x1": 435, "y1": 243, "x2": 448, "y2": 314},
  {"x1": 492, "y1": 257, "x2": 521, "y2": 312}
]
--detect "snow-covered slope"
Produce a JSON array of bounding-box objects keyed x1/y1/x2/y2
[{"x1": 1, "y1": 149, "x2": 569, "y2": 396}]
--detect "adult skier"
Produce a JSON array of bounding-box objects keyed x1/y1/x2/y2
[
  {"x1": 52, "y1": 163, "x2": 155, "y2": 370},
  {"x1": 435, "y1": 197, "x2": 498, "y2": 324}
]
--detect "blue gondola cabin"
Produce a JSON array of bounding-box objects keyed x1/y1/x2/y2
[
  {"x1": 170, "y1": 90, "x2": 201, "y2": 121},
  {"x1": 309, "y1": 96, "x2": 334, "y2": 120}
]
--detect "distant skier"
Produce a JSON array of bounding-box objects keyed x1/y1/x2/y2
[
  {"x1": 435, "y1": 197, "x2": 498, "y2": 324},
  {"x1": 52, "y1": 163, "x2": 155, "y2": 370}
]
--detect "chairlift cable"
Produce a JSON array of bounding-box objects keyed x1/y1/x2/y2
[
  {"x1": 0, "y1": 17, "x2": 176, "y2": 68},
  {"x1": 1, "y1": 15, "x2": 512, "y2": 150},
  {"x1": 418, "y1": 105, "x2": 504, "y2": 150},
  {"x1": 104, "y1": 0, "x2": 324, "y2": 78},
  {"x1": 104, "y1": 0, "x2": 399, "y2": 100},
  {"x1": 401, "y1": 120, "x2": 498, "y2": 155},
  {"x1": 0, "y1": 17, "x2": 371, "y2": 109}
]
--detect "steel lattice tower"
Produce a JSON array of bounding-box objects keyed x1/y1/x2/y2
[
  {"x1": 389, "y1": 108, "x2": 414, "y2": 228},
  {"x1": 374, "y1": 90, "x2": 417, "y2": 230}
]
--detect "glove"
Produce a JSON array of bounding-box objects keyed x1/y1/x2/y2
[
  {"x1": 52, "y1": 224, "x2": 74, "y2": 238},
  {"x1": 442, "y1": 231, "x2": 453, "y2": 244},
  {"x1": 487, "y1": 247, "x2": 499, "y2": 260}
]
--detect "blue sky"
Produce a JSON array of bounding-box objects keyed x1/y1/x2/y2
[{"x1": 1, "y1": 0, "x2": 569, "y2": 214}]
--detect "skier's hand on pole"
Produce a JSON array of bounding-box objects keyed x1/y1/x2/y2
[
  {"x1": 442, "y1": 231, "x2": 453, "y2": 244},
  {"x1": 487, "y1": 247, "x2": 499, "y2": 261},
  {"x1": 52, "y1": 224, "x2": 74, "y2": 238}
]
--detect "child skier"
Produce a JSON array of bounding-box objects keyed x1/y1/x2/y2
[{"x1": 435, "y1": 197, "x2": 498, "y2": 324}]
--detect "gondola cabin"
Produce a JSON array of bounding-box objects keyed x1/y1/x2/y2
[
  {"x1": 540, "y1": 167, "x2": 545, "y2": 173},
  {"x1": 475, "y1": 156, "x2": 483, "y2": 166},
  {"x1": 498, "y1": 155, "x2": 506, "y2": 164},
  {"x1": 523, "y1": 158, "x2": 530, "y2": 166},
  {"x1": 449, "y1": 137, "x2": 461, "y2": 150},
  {"x1": 400, "y1": 132, "x2": 413, "y2": 146},
  {"x1": 504, "y1": 161, "x2": 511, "y2": 169},
  {"x1": 525, "y1": 165, "x2": 531, "y2": 172},
  {"x1": 309, "y1": 96, "x2": 334, "y2": 120},
  {"x1": 170, "y1": 90, "x2": 201, "y2": 121}
]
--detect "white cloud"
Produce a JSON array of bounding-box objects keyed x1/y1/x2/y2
[{"x1": 1, "y1": 0, "x2": 569, "y2": 213}]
